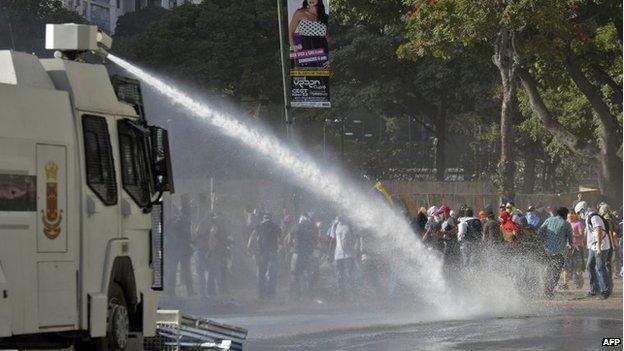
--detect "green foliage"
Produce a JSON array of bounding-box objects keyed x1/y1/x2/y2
[
  {"x1": 0, "y1": 0, "x2": 85, "y2": 56},
  {"x1": 116, "y1": 1, "x2": 282, "y2": 102}
]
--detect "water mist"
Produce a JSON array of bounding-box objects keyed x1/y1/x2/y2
[{"x1": 108, "y1": 54, "x2": 527, "y2": 319}]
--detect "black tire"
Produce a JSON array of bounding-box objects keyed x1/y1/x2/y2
[{"x1": 75, "y1": 282, "x2": 129, "y2": 351}]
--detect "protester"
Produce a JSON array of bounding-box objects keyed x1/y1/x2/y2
[
  {"x1": 423, "y1": 205, "x2": 447, "y2": 251},
  {"x1": 537, "y1": 207, "x2": 573, "y2": 298},
  {"x1": 478, "y1": 210, "x2": 488, "y2": 222},
  {"x1": 290, "y1": 211, "x2": 320, "y2": 300},
  {"x1": 572, "y1": 193, "x2": 583, "y2": 210},
  {"x1": 248, "y1": 212, "x2": 281, "y2": 300},
  {"x1": 457, "y1": 207, "x2": 482, "y2": 268},
  {"x1": 599, "y1": 203, "x2": 618, "y2": 285},
  {"x1": 195, "y1": 211, "x2": 212, "y2": 298},
  {"x1": 328, "y1": 215, "x2": 360, "y2": 301},
  {"x1": 203, "y1": 212, "x2": 230, "y2": 296},
  {"x1": 576, "y1": 201, "x2": 611, "y2": 299},
  {"x1": 411, "y1": 207, "x2": 428, "y2": 238},
  {"x1": 525, "y1": 206, "x2": 541, "y2": 230},
  {"x1": 441, "y1": 209, "x2": 459, "y2": 265},
  {"x1": 512, "y1": 209, "x2": 528, "y2": 228},
  {"x1": 562, "y1": 213, "x2": 585, "y2": 289},
  {"x1": 500, "y1": 210, "x2": 518, "y2": 242},
  {"x1": 167, "y1": 195, "x2": 195, "y2": 297},
  {"x1": 482, "y1": 209, "x2": 503, "y2": 245}
]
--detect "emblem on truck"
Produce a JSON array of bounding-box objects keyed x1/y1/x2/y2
[{"x1": 41, "y1": 161, "x2": 63, "y2": 239}]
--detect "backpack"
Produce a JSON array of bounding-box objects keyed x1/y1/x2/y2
[
  {"x1": 464, "y1": 218, "x2": 482, "y2": 241},
  {"x1": 587, "y1": 213, "x2": 610, "y2": 234}
]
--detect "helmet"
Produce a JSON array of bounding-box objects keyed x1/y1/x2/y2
[
  {"x1": 599, "y1": 203, "x2": 612, "y2": 218},
  {"x1": 449, "y1": 210, "x2": 457, "y2": 219},
  {"x1": 574, "y1": 201, "x2": 589, "y2": 216}
]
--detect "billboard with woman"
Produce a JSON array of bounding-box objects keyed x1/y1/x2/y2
[{"x1": 287, "y1": 0, "x2": 331, "y2": 108}]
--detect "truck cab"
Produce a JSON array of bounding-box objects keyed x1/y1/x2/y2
[{"x1": 0, "y1": 24, "x2": 173, "y2": 350}]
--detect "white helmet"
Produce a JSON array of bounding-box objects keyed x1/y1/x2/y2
[{"x1": 574, "y1": 201, "x2": 589, "y2": 216}]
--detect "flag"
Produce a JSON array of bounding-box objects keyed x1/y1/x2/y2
[{"x1": 369, "y1": 181, "x2": 394, "y2": 207}]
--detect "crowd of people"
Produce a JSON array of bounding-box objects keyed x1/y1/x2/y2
[
  {"x1": 411, "y1": 194, "x2": 623, "y2": 300},
  {"x1": 165, "y1": 192, "x2": 623, "y2": 304}
]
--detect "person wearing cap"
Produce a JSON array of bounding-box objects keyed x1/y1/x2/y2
[
  {"x1": 248, "y1": 212, "x2": 282, "y2": 300},
  {"x1": 575, "y1": 201, "x2": 611, "y2": 299},
  {"x1": 537, "y1": 207, "x2": 573, "y2": 298}
]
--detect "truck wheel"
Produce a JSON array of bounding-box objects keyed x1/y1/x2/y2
[
  {"x1": 106, "y1": 282, "x2": 129, "y2": 350},
  {"x1": 75, "y1": 282, "x2": 129, "y2": 351}
]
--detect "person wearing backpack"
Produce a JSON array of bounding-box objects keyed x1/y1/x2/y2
[
  {"x1": 457, "y1": 207, "x2": 482, "y2": 269},
  {"x1": 575, "y1": 201, "x2": 611, "y2": 299}
]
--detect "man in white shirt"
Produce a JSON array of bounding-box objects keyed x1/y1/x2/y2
[
  {"x1": 328, "y1": 215, "x2": 359, "y2": 301},
  {"x1": 575, "y1": 201, "x2": 611, "y2": 299},
  {"x1": 457, "y1": 207, "x2": 482, "y2": 268}
]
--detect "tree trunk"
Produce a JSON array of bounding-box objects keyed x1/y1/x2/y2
[
  {"x1": 518, "y1": 67, "x2": 623, "y2": 207},
  {"x1": 522, "y1": 151, "x2": 536, "y2": 193},
  {"x1": 598, "y1": 152, "x2": 624, "y2": 207},
  {"x1": 493, "y1": 27, "x2": 518, "y2": 202},
  {"x1": 434, "y1": 102, "x2": 447, "y2": 181}
]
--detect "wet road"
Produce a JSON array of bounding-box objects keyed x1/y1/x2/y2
[
  {"x1": 203, "y1": 277, "x2": 623, "y2": 350},
  {"x1": 244, "y1": 314, "x2": 622, "y2": 351},
  {"x1": 209, "y1": 295, "x2": 622, "y2": 351}
]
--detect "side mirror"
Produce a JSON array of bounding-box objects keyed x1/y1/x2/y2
[{"x1": 149, "y1": 126, "x2": 174, "y2": 194}]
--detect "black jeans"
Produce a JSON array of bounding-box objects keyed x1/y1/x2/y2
[
  {"x1": 257, "y1": 252, "x2": 278, "y2": 298},
  {"x1": 544, "y1": 254, "x2": 565, "y2": 297}
]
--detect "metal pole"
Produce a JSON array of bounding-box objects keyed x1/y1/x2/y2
[
  {"x1": 323, "y1": 122, "x2": 327, "y2": 161},
  {"x1": 276, "y1": 0, "x2": 291, "y2": 138},
  {"x1": 8, "y1": 22, "x2": 16, "y2": 51},
  {"x1": 340, "y1": 119, "x2": 345, "y2": 161}
]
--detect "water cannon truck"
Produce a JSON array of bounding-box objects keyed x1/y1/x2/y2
[{"x1": 0, "y1": 23, "x2": 244, "y2": 350}]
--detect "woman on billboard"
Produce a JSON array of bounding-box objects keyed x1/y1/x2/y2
[{"x1": 288, "y1": 0, "x2": 329, "y2": 68}]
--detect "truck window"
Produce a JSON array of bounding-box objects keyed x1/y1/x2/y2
[
  {"x1": 82, "y1": 115, "x2": 118, "y2": 205},
  {"x1": 118, "y1": 119, "x2": 150, "y2": 208}
]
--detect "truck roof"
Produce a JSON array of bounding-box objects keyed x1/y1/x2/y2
[{"x1": 0, "y1": 50, "x2": 138, "y2": 118}]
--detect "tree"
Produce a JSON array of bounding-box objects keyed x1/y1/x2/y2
[
  {"x1": 512, "y1": 0, "x2": 623, "y2": 205},
  {"x1": 0, "y1": 0, "x2": 85, "y2": 56},
  {"x1": 401, "y1": 0, "x2": 622, "y2": 205},
  {"x1": 325, "y1": 0, "x2": 500, "y2": 181},
  {"x1": 112, "y1": 5, "x2": 168, "y2": 56},
  {"x1": 117, "y1": 1, "x2": 283, "y2": 104}
]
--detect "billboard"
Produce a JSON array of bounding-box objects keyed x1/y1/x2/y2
[{"x1": 287, "y1": 0, "x2": 331, "y2": 108}]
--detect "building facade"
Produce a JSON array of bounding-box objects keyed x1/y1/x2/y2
[{"x1": 61, "y1": 0, "x2": 201, "y2": 33}]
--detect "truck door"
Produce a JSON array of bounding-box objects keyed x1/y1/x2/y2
[{"x1": 80, "y1": 115, "x2": 121, "y2": 301}]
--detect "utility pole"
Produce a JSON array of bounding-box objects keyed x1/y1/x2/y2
[{"x1": 276, "y1": 0, "x2": 291, "y2": 139}]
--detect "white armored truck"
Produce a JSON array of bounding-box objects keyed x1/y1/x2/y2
[{"x1": 0, "y1": 24, "x2": 174, "y2": 349}]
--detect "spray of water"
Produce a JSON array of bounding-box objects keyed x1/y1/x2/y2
[{"x1": 108, "y1": 54, "x2": 531, "y2": 318}]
